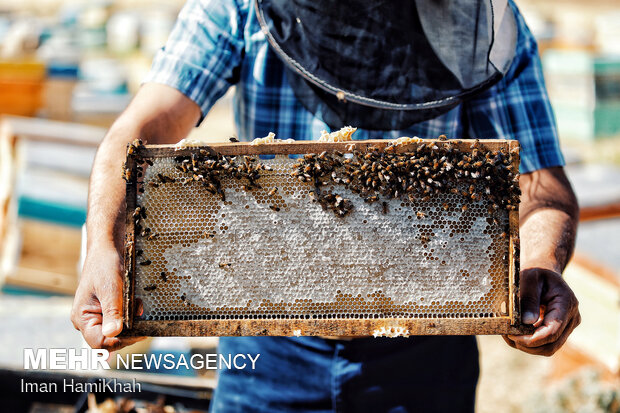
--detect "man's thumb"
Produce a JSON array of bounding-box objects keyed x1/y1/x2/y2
[
  {"x1": 99, "y1": 287, "x2": 123, "y2": 337},
  {"x1": 520, "y1": 269, "x2": 543, "y2": 325}
]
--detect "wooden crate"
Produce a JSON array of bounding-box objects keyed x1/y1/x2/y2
[{"x1": 0, "y1": 116, "x2": 105, "y2": 294}]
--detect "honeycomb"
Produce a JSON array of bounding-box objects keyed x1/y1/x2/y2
[{"x1": 127, "y1": 141, "x2": 517, "y2": 332}]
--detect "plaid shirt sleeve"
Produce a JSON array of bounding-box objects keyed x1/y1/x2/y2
[
  {"x1": 463, "y1": 3, "x2": 565, "y2": 174},
  {"x1": 142, "y1": 0, "x2": 246, "y2": 123}
]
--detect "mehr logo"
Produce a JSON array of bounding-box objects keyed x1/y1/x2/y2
[{"x1": 24, "y1": 349, "x2": 110, "y2": 370}]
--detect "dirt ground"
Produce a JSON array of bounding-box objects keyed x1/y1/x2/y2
[
  {"x1": 477, "y1": 335, "x2": 551, "y2": 412},
  {"x1": 477, "y1": 335, "x2": 619, "y2": 412}
]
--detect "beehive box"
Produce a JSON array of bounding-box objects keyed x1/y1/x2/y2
[{"x1": 121, "y1": 138, "x2": 530, "y2": 337}]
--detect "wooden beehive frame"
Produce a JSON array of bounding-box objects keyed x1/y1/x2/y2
[{"x1": 122, "y1": 139, "x2": 531, "y2": 337}]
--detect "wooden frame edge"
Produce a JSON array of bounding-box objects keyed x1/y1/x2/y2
[
  {"x1": 508, "y1": 210, "x2": 521, "y2": 325},
  {"x1": 123, "y1": 154, "x2": 138, "y2": 329},
  {"x1": 508, "y1": 140, "x2": 521, "y2": 326},
  {"x1": 121, "y1": 318, "x2": 534, "y2": 337},
  {"x1": 139, "y1": 139, "x2": 517, "y2": 157}
]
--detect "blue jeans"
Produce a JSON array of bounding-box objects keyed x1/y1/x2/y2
[{"x1": 210, "y1": 336, "x2": 479, "y2": 412}]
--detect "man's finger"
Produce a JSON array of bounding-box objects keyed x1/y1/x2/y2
[
  {"x1": 520, "y1": 269, "x2": 543, "y2": 325},
  {"x1": 509, "y1": 321, "x2": 560, "y2": 347},
  {"x1": 511, "y1": 316, "x2": 577, "y2": 356},
  {"x1": 508, "y1": 319, "x2": 563, "y2": 348},
  {"x1": 509, "y1": 302, "x2": 568, "y2": 347},
  {"x1": 512, "y1": 273, "x2": 579, "y2": 348},
  {"x1": 105, "y1": 336, "x2": 147, "y2": 352},
  {"x1": 81, "y1": 315, "x2": 146, "y2": 351},
  {"x1": 96, "y1": 278, "x2": 124, "y2": 338},
  {"x1": 502, "y1": 335, "x2": 517, "y2": 349},
  {"x1": 80, "y1": 315, "x2": 109, "y2": 350}
]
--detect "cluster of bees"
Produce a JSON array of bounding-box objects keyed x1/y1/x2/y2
[
  {"x1": 125, "y1": 137, "x2": 520, "y2": 224},
  {"x1": 172, "y1": 151, "x2": 271, "y2": 201},
  {"x1": 122, "y1": 139, "x2": 153, "y2": 187},
  {"x1": 132, "y1": 206, "x2": 171, "y2": 293},
  {"x1": 130, "y1": 205, "x2": 163, "y2": 292},
  {"x1": 292, "y1": 152, "x2": 355, "y2": 216},
  {"x1": 124, "y1": 139, "x2": 173, "y2": 293},
  {"x1": 291, "y1": 139, "x2": 520, "y2": 217}
]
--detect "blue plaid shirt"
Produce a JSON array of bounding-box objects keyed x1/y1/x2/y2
[{"x1": 144, "y1": 0, "x2": 564, "y2": 174}]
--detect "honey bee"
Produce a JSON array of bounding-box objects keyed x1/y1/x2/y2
[
  {"x1": 139, "y1": 259, "x2": 151, "y2": 266},
  {"x1": 268, "y1": 187, "x2": 278, "y2": 196},
  {"x1": 219, "y1": 262, "x2": 232, "y2": 268},
  {"x1": 269, "y1": 205, "x2": 281, "y2": 212},
  {"x1": 334, "y1": 195, "x2": 344, "y2": 207},
  {"x1": 144, "y1": 284, "x2": 157, "y2": 292}
]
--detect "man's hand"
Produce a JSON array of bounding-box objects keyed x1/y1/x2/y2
[
  {"x1": 71, "y1": 83, "x2": 201, "y2": 351},
  {"x1": 71, "y1": 244, "x2": 145, "y2": 351},
  {"x1": 504, "y1": 268, "x2": 580, "y2": 356},
  {"x1": 505, "y1": 166, "x2": 580, "y2": 356}
]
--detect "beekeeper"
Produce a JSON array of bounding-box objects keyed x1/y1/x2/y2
[{"x1": 72, "y1": 1, "x2": 580, "y2": 411}]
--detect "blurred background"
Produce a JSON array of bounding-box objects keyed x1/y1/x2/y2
[{"x1": 0, "y1": 0, "x2": 618, "y2": 412}]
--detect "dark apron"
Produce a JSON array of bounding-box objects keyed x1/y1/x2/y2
[{"x1": 255, "y1": 0, "x2": 517, "y2": 130}]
